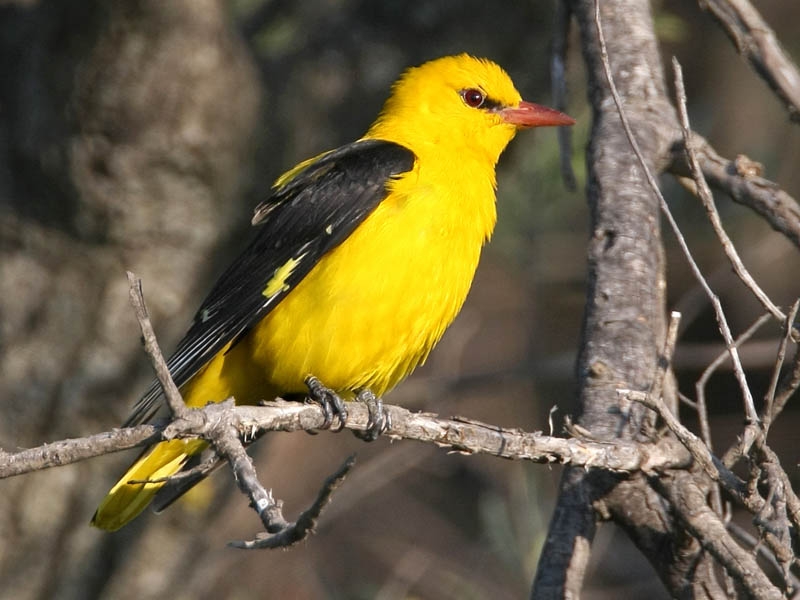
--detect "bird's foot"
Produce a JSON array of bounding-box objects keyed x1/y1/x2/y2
[
  {"x1": 353, "y1": 388, "x2": 390, "y2": 442},
  {"x1": 304, "y1": 376, "x2": 347, "y2": 431}
]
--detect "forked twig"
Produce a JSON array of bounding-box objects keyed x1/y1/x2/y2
[
  {"x1": 762, "y1": 300, "x2": 800, "y2": 433},
  {"x1": 230, "y1": 455, "x2": 356, "y2": 549},
  {"x1": 594, "y1": 1, "x2": 757, "y2": 426},
  {"x1": 126, "y1": 271, "x2": 353, "y2": 549}
]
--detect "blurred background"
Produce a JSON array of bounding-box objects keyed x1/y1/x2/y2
[{"x1": 0, "y1": 1, "x2": 798, "y2": 598}]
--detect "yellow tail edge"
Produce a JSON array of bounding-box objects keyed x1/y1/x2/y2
[{"x1": 92, "y1": 439, "x2": 206, "y2": 531}]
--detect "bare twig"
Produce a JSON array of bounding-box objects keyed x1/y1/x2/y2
[
  {"x1": 694, "y1": 313, "x2": 770, "y2": 514},
  {"x1": 0, "y1": 425, "x2": 160, "y2": 479},
  {"x1": 127, "y1": 271, "x2": 189, "y2": 419},
  {"x1": 672, "y1": 60, "x2": 790, "y2": 331},
  {"x1": 639, "y1": 311, "x2": 681, "y2": 437},
  {"x1": 772, "y1": 341, "x2": 800, "y2": 419},
  {"x1": 0, "y1": 397, "x2": 694, "y2": 482},
  {"x1": 763, "y1": 300, "x2": 800, "y2": 433},
  {"x1": 230, "y1": 455, "x2": 356, "y2": 549},
  {"x1": 727, "y1": 521, "x2": 800, "y2": 596},
  {"x1": 669, "y1": 135, "x2": 800, "y2": 250},
  {"x1": 650, "y1": 311, "x2": 681, "y2": 402},
  {"x1": 670, "y1": 60, "x2": 761, "y2": 424},
  {"x1": 656, "y1": 471, "x2": 784, "y2": 600},
  {"x1": 695, "y1": 313, "x2": 771, "y2": 449},
  {"x1": 699, "y1": 0, "x2": 800, "y2": 122}
]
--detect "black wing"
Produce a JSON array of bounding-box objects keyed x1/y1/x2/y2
[{"x1": 125, "y1": 139, "x2": 415, "y2": 426}]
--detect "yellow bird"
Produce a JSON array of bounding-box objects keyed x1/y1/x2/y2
[{"x1": 92, "y1": 54, "x2": 574, "y2": 531}]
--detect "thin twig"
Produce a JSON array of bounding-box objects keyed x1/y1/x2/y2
[
  {"x1": 127, "y1": 271, "x2": 189, "y2": 419},
  {"x1": 694, "y1": 312, "x2": 770, "y2": 514},
  {"x1": 727, "y1": 521, "x2": 800, "y2": 597},
  {"x1": 671, "y1": 59, "x2": 760, "y2": 424},
  {"x1": 668, "y1": 135, "x2": 800, "y2": 251},
  {"x1": 596, "y1": 2, "x2": 758, "y2": 425},
  {"x1": 763, "y1": 300, "x2": 800, "y2": 433},
  {"x1": 230, "y1": 455, "x2": 356, "y2": 549},
  {"x1": 650, "y1": 311, "x2": 681, "y2": 402},
  {"x1": 700, "y1": 0, "x2": 800, "y2": 122},
  {"x1": 640, "y1": 311, "x2": 681, "y2": 437},
  {"x1": 772, "y1": 341, "x2": 800, "y2": 419},
  {"x1": 695, "y1": 313, "x2": 771, "y2": 449},
  {"x1": 672, "y1": 60, "x2": 788, "y2": 328},
  {"x1": 0, "y1": 425, "x2": 160, "y2": 479}
]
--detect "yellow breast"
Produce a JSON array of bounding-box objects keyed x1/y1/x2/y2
[{"x1": 187, "y1": 154, "x2": 497, "y2": 404}]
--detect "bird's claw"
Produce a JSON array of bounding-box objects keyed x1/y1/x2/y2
[
  {"x1": 305, "y1": 376, "x2": 347, "y2": 431},
  {"x1": 354, "y1": 388, "x2": 390, "y2": 442}
]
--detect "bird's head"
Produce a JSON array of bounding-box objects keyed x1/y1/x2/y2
[{"x1": 366, "y1": 54, "x2": 574, "y2": 166}]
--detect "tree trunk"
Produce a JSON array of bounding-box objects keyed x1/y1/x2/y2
[{"x1": 0, "y1": 2, "x2": 261, "y2": 597}]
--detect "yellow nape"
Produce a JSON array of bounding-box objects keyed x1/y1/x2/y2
[
  {"x1": 366, "y1": 54, "x2": 523, "y2": 168},
  {"x1": 91, "y1": 439, "x2": 205, "y2": 531}
]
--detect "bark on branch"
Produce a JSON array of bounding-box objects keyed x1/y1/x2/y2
[
  {"x1": 0, "y1": 399, "x2": 694, "y2": 482},
  {"x1": 700, "y1": 0, "x2": 800, "y2": 122}
]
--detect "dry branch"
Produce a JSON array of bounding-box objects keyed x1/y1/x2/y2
[
  {"x1": 544, "y1": 2, "x2": 800, "y2": 598},
  {"x1": 669, "y1": 135, "x2": 800, "y2": 250},
  {"x1": 0, "y1": 270, "x2": 694, "y2": 550},
  {"x1": 673, "y1": 60, "x2": 787, "y2": 330},
  {"x1": 700, "y1": 0, "x2": 800, "y2": 122},
  {"x1": 127, "y1": 272, "x2": 189, "y2": 419},
  {"x1": 657, "y1": 472, "x2": 784, "y2": 600},
  {"x1": 0, "y1": 426, "x2": 159, "y2": 479},
  {"x1": 0, "y1": 399, "x2": 694, "y2": 482}
]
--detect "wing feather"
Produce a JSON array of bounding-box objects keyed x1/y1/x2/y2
[{"x1": 125, "y1": 139, "x2": 415, "y2": 425}]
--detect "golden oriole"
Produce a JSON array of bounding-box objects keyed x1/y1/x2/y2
[{"x1": 92, "y1": 54, "x2": 574, "y2": 531}]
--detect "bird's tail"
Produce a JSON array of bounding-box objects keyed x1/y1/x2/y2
[{"x1": 91, "y1": 439, "x2": 206, "y2": 531}]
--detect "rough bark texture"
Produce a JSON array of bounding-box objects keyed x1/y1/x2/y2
[
  {"x1": 0, "y1": 2, "x2": 261, "y2": 597},
  {"x1": 533, "y1": 0, "x2": 714, "y2": 596}
]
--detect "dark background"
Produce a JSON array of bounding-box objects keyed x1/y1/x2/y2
[{"x1": 0, "y1": 1, "x2": 798, "y2": 598}]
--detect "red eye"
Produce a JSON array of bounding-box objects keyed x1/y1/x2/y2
[{"x1": 461, "y1": 88, "x2": 485, "y2": 108}]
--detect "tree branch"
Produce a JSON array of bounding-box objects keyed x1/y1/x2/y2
[
  {"x1": 669, "y1": 134, "x2": 800, "y2": 251},
  {"x1": 0, "y1": 425, "x2": 160, "y2": 479},
  {"x1": 700, "y1": 0, "x2": 800, "y2": 122},
  {"x1": 656, "y1": 472, "x2": 784, "y2": 600},
  {"x1": 0, "y1": 399, "x2": 693, "y2": 482},
  {"x1": 127, "y1": 272, "x2": 192, "y2": 420}
]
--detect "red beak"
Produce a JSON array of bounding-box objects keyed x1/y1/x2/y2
[{"x1": 499, "y1": 101, "x2": 575, "y2": 128}]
